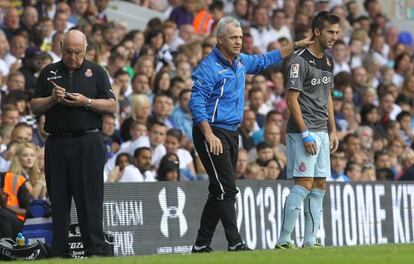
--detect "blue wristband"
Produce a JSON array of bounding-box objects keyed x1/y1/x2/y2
[{"x1": 302, "y1": 130, "x2": 315, "y2": 143}]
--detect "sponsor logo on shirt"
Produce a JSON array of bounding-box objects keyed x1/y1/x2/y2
[{"x1": 311, "y1": 76, "x2": 332, "y2": 85}]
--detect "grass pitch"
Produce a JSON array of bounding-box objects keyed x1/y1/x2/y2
[{"x1": 13, "y1": 243, "x2": 414, "y2": 264}]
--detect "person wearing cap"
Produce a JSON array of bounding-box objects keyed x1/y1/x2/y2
[
  {"x1": 276, "y1": 12, "x2": 339, "y2": 249},
  {"x1": 18, "y1": 47, "x2": 44, "y2": 94},
  {"x1": 30, "y1": 30, "x2": 115, "y2": 257}
]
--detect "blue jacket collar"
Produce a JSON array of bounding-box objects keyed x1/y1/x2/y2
[{"x1": 213, "y1": 46, "x2": 240, "y2": 68}]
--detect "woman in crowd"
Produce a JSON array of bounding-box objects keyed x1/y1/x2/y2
[
  {"x1": 9, "y1": 142, "x2": 46, "y2": 199},
  {"x1": 120, "y1": 94, "x2": 151, "y2": 141}
]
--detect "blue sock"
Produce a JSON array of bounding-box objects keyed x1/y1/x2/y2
[
  {"x1": 303, "y1": 189, "x2": 325, "y2": 247},
  {"x1": 277, "y1": 185, "x2": 310, "y2": 245}
]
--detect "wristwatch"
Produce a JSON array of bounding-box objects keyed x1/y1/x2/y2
[{"x1": 84, "y1": 98, "x2": 92, "y2": 110}]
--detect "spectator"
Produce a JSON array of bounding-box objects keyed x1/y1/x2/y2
[
  {"x1": 153, "y1": 71, "x2": 171, "y2": 95},
  {"x1": 11, "y1": 123, "x2": 33, "y2": 142},
  {"x1": 9, "y1": 142, "x2": 46, "y2": 199},
  {"x1": 398, "y1": 148, "x2": 414, "y2": 180},
  {"x1": 1, "y1": 8, "x2": 21, "y2": 40},
  {"x1": 327, "y1": 148, "x2": 350, "y2": 182},
  {"x1": 255, "y1": 141, "x2": 274, "y2": 167},
  {"x1": 69, "y1": 0, "x2": 92, "y2": 25},
  {"x1": 356, "y1": 126, "x2": 374, "y2": 160},
  {"x1": 344, "y1": 133, "x2": 366, "y2": 165},
  {"x1": 0, "y1": 169, "x2": 32, "y2": 228},
  {"x1": 127, "y1": 121, "x2": 167, "y2": 167},
  {"x1": 332, "y1": 40, "x2": 350, "y2": 75},
  {"x1": 21, "y1": 6, "x2": 39, "y2": 33},
  {"x1": 157, "y1": 153, "x2": 180, "y2": 181},
  {"x1": 48, "y1": 31, "x2": 64, "y2": 63},
  {"x1": 120, "y1": 94, "x2": 151, "y2": 141},
  {"x1": 235, "y1": 148, "x2": 248, "y2": 179},
  {"x1": 0, "y1": 124, "x2": 13, "y2": 152},
  {"x1": 105, "y1": 153, "x2": 136, "y2": 183},
  {"x1": 148, "y1": 92, "x2": 174, "y2": 129},
  {"x1": 269, "y1": 9, "x2": 292, "y2": 42},
  {"x1": 207, "y1": 0, "x2": 225, "y2": 34},
  {"x1": 169, "y1": 0, "x2": 196, "y2": 27},
  {"x1": 170, "y1": 23, "x2": 196, "y2": 52},
  {"x1": 4, "y1": 35, "x2": 28, "y2": 70},
  {"x1": 250, "y1": 6, "x2": 273, "y2": 53},
  {"x1": 249, "y1": 122, "x2": 286, "y2": 168},
  {"x1": 396, "y1": 111, "x2": 413, "y2": 146},
  {"x1": 32, "y1": 115, "x2": 47, "y2": 147},
  {"x1": 164, "y1": 128, "x2": 196, "y2": 180},
  {"x1": 238, "y1": 109, "x2": 256, "y2": 151},
  {"x1": 172, "y1": 89, "x2": 193, "y2": 141},
  {"x1": 345, "y1": 162, "x2": 362, "y2": 181},
  {"x1": 168, "y1": 76, "x2": 186, "y2": 103},
  {"x1": 133, "y1": 147, "x2": 157, "y2": 181},
  {"x1": 360, "y1": 162, "x2": 376, "y2": 181},
  {"x1": 101, "y1": 114, "x2": 117, "y2": 160},
  {"x1": 245, "y1": 162, "x2": 265, "y2": 180},
  {"x1": 1, "y1": 104, "x2": 20, "y2": 126},
  {"x1": 0, "y1": 140, "x2": 19, "y2": 173},
  {"x1": 227, "y1": 0, "x2": 250, "y2": 27},
  {"x1": 393, "y1": 53, "x2": 412, "y2": 87},
  {"x1": 265, "y1": 158, "x2": 282, "y2": 180},
  {"x1": 400, "y1": 75, "x2": 414, "y2": 101},
  {"x1": 248, "y1": 87, "x2": 267, "y2": 127},
  {"x1": 378, "y1": 92, "x2": 401, "y2": 124},
  {"x1": 19, "y1": 47, "x2": 44, "y2": 94},
  {"x1": 376, "y1": 168, "x2": 394, "y2": 181}
]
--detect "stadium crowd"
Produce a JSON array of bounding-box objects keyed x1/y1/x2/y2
[{"x1": 1, "y1": 0, "x2": 414, "y2": 234}]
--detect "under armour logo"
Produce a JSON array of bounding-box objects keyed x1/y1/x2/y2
[
  {"x1": 50, "y1": 70, "x2": 58, "y2": 75},
  {"x1": 159, "y1": 187, "x2": 188, "y2": 238}
]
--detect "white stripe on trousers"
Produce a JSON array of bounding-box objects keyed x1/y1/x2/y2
[{"x1": 204, "y1": 140, "x2": 225, "y2": 200}]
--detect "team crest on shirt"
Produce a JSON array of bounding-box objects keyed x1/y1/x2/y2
[
  {"x1": 85, "y1": 69, "x2": 93, "y2": 77},
  {"x1": 299, "y1": 161, "x2": 307, "y2": 172},
  {"x1": 290, "y1": 64, "x2": 299, "y2": 78}
]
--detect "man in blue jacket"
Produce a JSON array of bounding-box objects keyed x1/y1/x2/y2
[{"x1": 189, "y1": 16, "x2": 312, "y2": 252}]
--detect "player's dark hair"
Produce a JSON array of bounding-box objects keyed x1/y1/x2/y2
[{"x1": 311, "y1": 11, "x2": 340, "y2": 36}]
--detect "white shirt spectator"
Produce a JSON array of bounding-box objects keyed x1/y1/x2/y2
[
  {"x1": 4, "y1": 53, "x2": 17, "y2": 68},
  {"x1": 333, "y1": 61, "x2": 351, "y2": 75},
  {"x1": 127, "y1": 136, "x2": 166, "y2": 168},
  {"x1": 250, "y1": 26, "x2": 275, "y2": 54},
  {"x1": 120, "y1": 165, "x2": 156, "y2": 182},
  {"x1": 176, "y1": 148, "x2": 193, "y2": 169},
  {"x1": 268, "y1": 25, "x2": 292, "y2": 42}
]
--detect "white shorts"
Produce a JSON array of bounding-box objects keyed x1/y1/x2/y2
[{"x1": 286, "y1": 131, "x2": 331, "y2": 179}]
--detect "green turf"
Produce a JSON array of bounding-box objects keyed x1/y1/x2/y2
[{"x1": 11, "y1": 244, "x2": 414, "y2": 264}]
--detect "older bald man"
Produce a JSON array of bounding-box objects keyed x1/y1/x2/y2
[{"x1": 31, "y1": 30, "x2": 115, "y2": 257}]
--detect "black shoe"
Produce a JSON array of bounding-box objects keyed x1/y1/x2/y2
[
  {"x1": 228, "y1": 243, "x2": 252, "y2": 251},
  {"x1": 192, "y1": 245, "x2": 213, "y2": 253}
]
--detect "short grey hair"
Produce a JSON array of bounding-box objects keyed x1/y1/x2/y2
[
  {"x1": 62, "y1": 30, "x2": 88, "y2": 52},
  {"x1": 216, "y1": 17, "x2": 241, "y2": 37}
]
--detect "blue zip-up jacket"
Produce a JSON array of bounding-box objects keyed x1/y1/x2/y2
[{"x1": 189, "y1": 47, "x2": 283, "y2": 131}]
